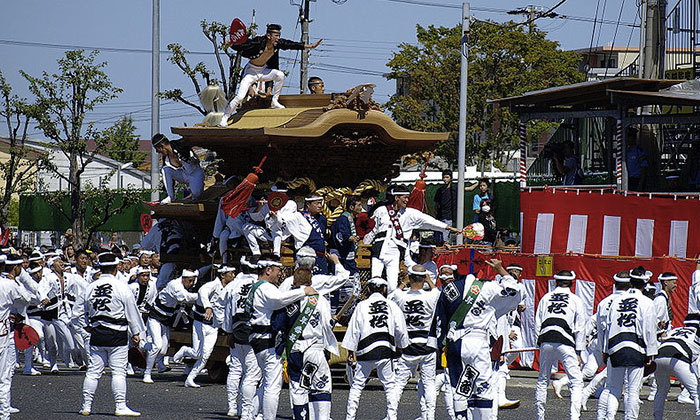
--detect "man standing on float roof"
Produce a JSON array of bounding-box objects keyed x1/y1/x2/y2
[{"x1": 219, "y1": 24, "x2": 322, "y2": 126}]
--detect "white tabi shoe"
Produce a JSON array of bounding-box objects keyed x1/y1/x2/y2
[
  {"x1": 142, "y1": 374, "x2": 154, "y2": 384},
  {"x1": 184, "y1": 378, "x2": 201, "y2": 388},
  {"x1": 218, "y1": 114, "x2": 230, "y2": 127},
  {"x1": 678, "y1": 388, "x2": 694, "y2": 404},
  {"x1": 23, "y1": 368, "x2": 41, "y2": 376},
  {"x1": 270, "y1": 99, "x2": 285, "y2": 109},
  {"x1": 172, "y1": 347, "x2": 187, "y2": 364},
  {"x1": 9, "y1": 407, "x2": 19, "y2": 414},
  {"x1": 115, "y1": 406, "x2": 141, "y2": 417},
  {"x1": 552, "y1": 379, "x2": 565, "y2": 399}
]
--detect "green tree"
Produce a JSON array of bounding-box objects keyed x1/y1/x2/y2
[
  {"x1": 22, "y1": 50, "x2": 146, "y2": 248},
  {"x1": 159, "y1": 16, "x2": 257, "y2": 115},
  {"x1": 386, "y1": 21, "x2": 584, "y2": 167},
  {"x1": 0, "y1": 69, "x2": 51, "y2": 227},
  {"x1": 103, "y1": 116, "x2": 145, "y2": 167}
]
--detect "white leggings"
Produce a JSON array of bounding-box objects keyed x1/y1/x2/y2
[
  {"x1": 144, "y1": 318, "x2": 170, "y2": 375},
  {"x1": 82, "y1": 345, "x2": 129, "y2": 411},
  {"x1": 179, "y1": 320, "x2": 218, "y2": 382},
  {"x1": 223, "y1": 64, "x2": 285, "y2": 116},
  {"x1": 653, "y1": 357, "x2": 700, "y2": 420}
]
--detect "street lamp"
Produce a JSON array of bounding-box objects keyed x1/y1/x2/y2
[{"x1": 118, "y1": 162, "x2": 133, "y2": 189}]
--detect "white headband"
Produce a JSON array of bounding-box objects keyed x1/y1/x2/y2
[
  {"x1": 182, "y1": 269, "x2": 199, "y2": 278},
  {"x1": 629, "y1": 271, "x2": 648, "y2": 281},
  {"x1": 27, "y1": 266, "x2": 43, "y2": 274},
  {"x1": 47, "y1": 256, "x2": 62, "y2": 266},
  {"x1": 304, "y1": 196, "x2": 323, "y2": 202},
  {"x1": 658, "y1": 273, "x2": 678, "y2": 282},
  {"x1": 136, "y1": 267, "x2": 151, "y2": 275},
  {"x1": 439, "y1": 274, "x2": 454, "y2": 280},
  {"x1": 218, "y1": 266, "x2": 236, "y2": 274},
  {"x1": 439, "y1": 264, "x2": 457, "y2": 272},
  {"x1": 408, "y1": 266, "x2": 428, "y2": 276},
  {"x1": 28, "y1": 254, "x2": 43, "y2": 262},
  {"x1": 506, "y1": 264, "x2": 523, "y2": 271},
  {"x1": 4, "y1": 257, "x2": 23, "y2": 266},
  {"x1": 369, "y1": 277, "x2": 388, "y2": 286},
  {"x1": 553, "y1": 271, "x2": 576, "y2": 281},
  {"x1": 613, "y1": 273, "x2": 631, "y2": 283},
  {"x1": 240, "y1": 256, "x2": 258, "y2": 269},
  {"x1": 258, "y1": 260, "x2": 283, "y2": 268}
]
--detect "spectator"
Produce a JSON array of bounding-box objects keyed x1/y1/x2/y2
[
  {"x1": 433, "y1": 170, "x2": 457, "y2": 228},
  {"x1": 477, "y1": 199, "x2": 497, "y2": 245},
  {"x1": 308, "y1": 76, "x2": 325, "y2": 94},
  {"x1": 552, "y1": 140, "x2": 582, "y2": 185},
  {"x1": 626, "y1": 127, "x2": 648, "y2": 191},
  {"x1": 472, "y1": 178, "x2": 492, "y2": 220}
]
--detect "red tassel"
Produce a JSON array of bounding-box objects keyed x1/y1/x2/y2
[
  {"x1": 407, "y1": 159, "x2": 429, "y2": 211},
  {"x1": 221, "y1": 156, "x2": 267, "y2": 218}
]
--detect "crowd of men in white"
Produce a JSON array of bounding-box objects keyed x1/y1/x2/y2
[{"x1": 1, "y1": 189, "x2": 699, "y2": 420}]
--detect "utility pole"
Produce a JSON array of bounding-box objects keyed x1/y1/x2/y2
[
  {"x1": 300, "y1": 0, "x2": 311, "y2": 94},
  {"x1": 507, "y1": 5, "x2": 552, "y2": 33},
  {"x1": 639, "y1": 0, "x2": 667, "y2": 79},
  {"x1": 456, "y1": 2, "x2": 469, "y2": 244},
  {"x1": 150, "y1": 0, "x2": 160, "y2": 201}
]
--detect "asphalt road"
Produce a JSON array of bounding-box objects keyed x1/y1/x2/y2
[{"x1": 8, "y1": 365, "x2": 695, "y2": 419}]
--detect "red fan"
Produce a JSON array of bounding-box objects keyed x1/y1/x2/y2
[
  {"x1": 0, "y1": 226, "x2": 9, "y2": 246},
  {"x1": 490, "y1": 335, "x2": 504, "y2": 361},
  {"x1": 267, "y1": 191, "x2": 289, "y2": 212},
  {"x1": 140, "y1": 214, "x2": 153, "y2": 234},
  {"x1": 128, "y1": 347, "x2": 147, "y2": 369},
  {"x1": 14, "y1": 324, "x2": 40, "y2": 351},
  {"x1": 229, "y1": 18, "x2": 248, "y2": 45},
  {"x1": 355, "y1": 212, "x2": 375, "y2": 239},
  {"x1": 221, "y1": 156, "x2": 267, "y2": 218},
  {"x1": 407, "y1": 159, "x2": 430, "y2": 211}
]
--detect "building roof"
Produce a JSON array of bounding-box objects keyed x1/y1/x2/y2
[
  {"x1": 170, "y1": 92, "x2": 449, "y2": 187},
  {"x1": 489, "y1": 77, "x2": 686, "y2": 110}
]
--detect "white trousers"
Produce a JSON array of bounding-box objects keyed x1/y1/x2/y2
[
  {"x1": 229, "y1": 344, "x2": 262, "y2": 420},
  {"x1": 346, "y1": 358, "x2": 397, "y2": 420},
  {"x1": 653, "y1": 357, "x2": 700, "y2": 420},
  {"x1": 144, "y1": 318, "x2": 170, "y2": 375},
  {"x1": 599, "y1": 365, "x2": 644, "y2": 420},
  {"x1": 536, "y1": 342, "x2": 583, "y2": 420},
  {"x1": 82, "y1": 345, "x2": 130, "y2": 411},
  {"x1": 227, "y1": 346, "x2": 242, "y2": 414},
  {"x1": 254, "y1": 347, "x2": 284, "y2": 420},
  {"x1": 0, "y1": 340, "x2": 15, "y2": 420},
  {"x1": 450, "y1": 331, "x2": 495, "y2": 420},
  {"x1": 419, "y1": 370, "x2": 457, "y2": 420},
  {"x1": 70, "y1": 320, "x2": 90, "y2": 366},
  {"x1": 161, "y1": 161, "x2": 204, "y2": 201},
  {"x1": 395, "y1": 352, "x2": 437, "y2": 420},
  {"x1": 371, "y1": 244, "x2": 401, "y2": 292},
  {"x1": 22, "y1": 318, "x2": 44, "y2": 373},
  {"x1": 241, "y1": 223, "x2": 272, "y2": 256},
  {"x1": 223, "y1": 63, "x2": 285, "y2": 116},
  {"x1": 48, "y1": 318, "x2": 76, "y2": 366},
  {"x1": 288, "y1": 347, "x2": 332, "y2": 420},
  {"x1": 179, "y1": 320, "x2": 218, "y2": 382}
]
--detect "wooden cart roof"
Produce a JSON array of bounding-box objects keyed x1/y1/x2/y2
[{"x1": 171, "y1": 93, "x2": 448, "y2": 187}]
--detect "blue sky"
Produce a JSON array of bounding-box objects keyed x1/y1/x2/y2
[{"x1": 0, "y1": 0, "x2": 641, "y2": 140}]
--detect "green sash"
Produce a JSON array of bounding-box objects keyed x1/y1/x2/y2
[
  {"x1": 286, "y1": 294, "x2": 319, "y2": 356},
  {"x1": 443, "y1": 280, "x2": 484, "y2": 345},
  {"x1": 244, "y1": 280, "x2": 266, "y2": 315}
]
